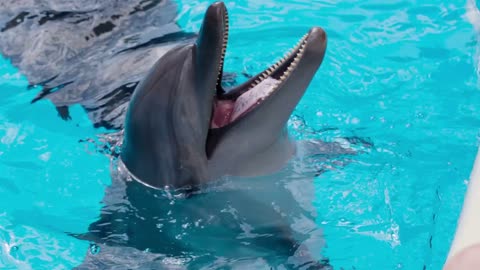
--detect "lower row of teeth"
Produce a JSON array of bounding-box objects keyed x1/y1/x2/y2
[
  {"x1": 229, "y1": 34, "x2": 309, "y2": 121},
  {"x1": 210, "y1": 34, "x2": 309, "y2": 123},
  {"x1": 251, "y1": 33, "x2": 308, "y2": 90}
]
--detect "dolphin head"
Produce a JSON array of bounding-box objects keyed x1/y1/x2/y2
[{"x1": 120, "y1": 1, "x2": 327, "y2": 189}]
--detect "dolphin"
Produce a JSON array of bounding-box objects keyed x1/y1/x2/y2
[
  {"x1": 120, "y1": 2, "x2": 328, "y2": 190},
  {"x1": 73, "y1": 2, "x2": 350, "y2": 269},
  {"x1": 0, "y1": 1, "x2": 360, "y2": 269}
]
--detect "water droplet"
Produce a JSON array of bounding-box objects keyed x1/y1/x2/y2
[
  {"x1": 8, "y1": 244, "x2": 24, "y2": 260},
  {"x1": 89, "y1": 243, "x2": 100, "y2": 255},
  {"x1": 9, "y1": 245, "x2": 19, "y2": 257}
]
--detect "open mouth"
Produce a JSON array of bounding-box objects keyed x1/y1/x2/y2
[{"x1": 210, "y1": 11, "x2": 309, "y2": 129}]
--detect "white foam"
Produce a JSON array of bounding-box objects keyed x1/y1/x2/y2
[{"x1": 230, "y1": 77, "x2": 279, "y2": 121}]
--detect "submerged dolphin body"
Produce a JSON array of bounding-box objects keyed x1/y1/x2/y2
[{"x1": 0, "y1": 1, "x2": 359, "y2": 269}]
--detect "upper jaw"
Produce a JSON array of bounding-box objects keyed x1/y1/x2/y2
[
  {"x1": 195, "y1": 1, "x2": 229, "y2": 94},
  {"x1": 192, "y1": 1, "x2": 229, "y2": 133}
]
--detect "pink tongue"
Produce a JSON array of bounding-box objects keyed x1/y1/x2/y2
[
  {"x1": 211, "y1": 100, "x2": 235, "y2": 128},
  {"x1": 210, "y1": 77, "x2": 280, "y2": 129}
]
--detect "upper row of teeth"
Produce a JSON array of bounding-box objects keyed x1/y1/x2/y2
[
  {"x1": 250, "y1": 33, "x2": 309, "y2": 89},
  {"x1": 217, "y1": 11, "x2": 229, "y2": 86}
]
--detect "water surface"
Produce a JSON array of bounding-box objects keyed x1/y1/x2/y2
[{"x1": 1, "y1": 0, "x2": 479, "y2": 269}]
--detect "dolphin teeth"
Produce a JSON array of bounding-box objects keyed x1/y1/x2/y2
[
  {"x1": 284, "y1": 49, "x2": 293, "y2": 58},
  {"x1": 245, "y1": 32, "x2": 310, "y2": 91},
  {"x1": 216, "y1": 12, "x2": 229, "y2": 83}
]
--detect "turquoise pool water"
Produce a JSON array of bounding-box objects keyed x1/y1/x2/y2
[{"x1": 1, "y1": 0, "x2": 480, "y2": 269}]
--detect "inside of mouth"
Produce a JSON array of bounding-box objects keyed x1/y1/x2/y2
[
  {"x1": 210, "y1": 37, "x2": 307, "y2": 129},
  {"x1": 211, "y1": 76, "x2": 279, "y2": 129}
]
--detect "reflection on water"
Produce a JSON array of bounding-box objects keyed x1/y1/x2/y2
[{"x1": 0, "y1": 0, "x2": 195, "y2": 129}]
